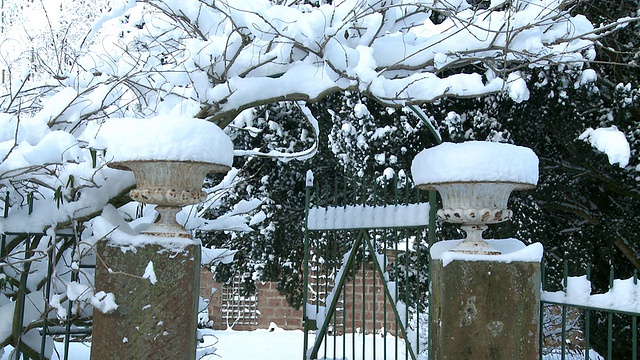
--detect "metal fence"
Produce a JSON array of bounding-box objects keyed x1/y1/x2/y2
[
  {"x1": 302, "y1": 173, "x2": 437, "y2": 360},
  {"x1": 540, "y1": 262, "x2": 640, "y2": 360},
  {"x1": 301, "y1": 174, "x2": 640, "y2": 360},
  {"x1": 0, "y1": 195, "x2": 216, "y2": 360},
  {"x1": 1, "y1": 192, "x2": 93, "y2": 360},
  {"x1": 4, "y1": 184, "x2": 640, "y2": 359}
]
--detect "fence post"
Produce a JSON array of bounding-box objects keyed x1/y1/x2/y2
[
  {"x1": 1, "y1": 192, "x2": 8, "y2": 257},
  {"x1": 429, "y1": 247, "x2": 541, "y2": 359},
  {"x1": 302, "y1": 170, "x2": 312, "y2": 359}
]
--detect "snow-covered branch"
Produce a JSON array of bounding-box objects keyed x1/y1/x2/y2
[{"x1": 0, "y1": 0, "x2": 632, "y2": 252}]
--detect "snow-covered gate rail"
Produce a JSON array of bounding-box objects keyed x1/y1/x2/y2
[
  {"x1": 540, "y1": 261, "x2": 640, "y2": 360},
  {"x1": 302, "y1": 171, "x2": 437, "y2": 360}
]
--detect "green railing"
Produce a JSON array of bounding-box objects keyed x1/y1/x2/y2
[
  {"x1": 540, "y1": 261, "x2": 640, "y2": 360},
  {"x1": 301, "y1": 172, "x2": 640, "y2": 360},
  {"x1": 0, "y1": 191, "x2": 92, "y2": 360},
  {"x1": 302, "y1": 173, "x2": 435, "y2": 360},
  {"x1": 5, "y1": 184, "x2": 639, "y2": 359}
]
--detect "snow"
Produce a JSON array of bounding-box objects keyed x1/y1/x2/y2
[
  {"x1": 89, "y1": 204, "x2": 199, "y2": 250},
  {"x1": 142, "y1": 261, "x2": 157, "y2": 285},
  {"x1": 66, "y1": 282, "x2": 91, "y2": 302},
  {"x1": 431, "y1": 239, "x2": 544, "y2": 267},
  {"x1": 81, "y1": 0, "x2": 137, "y2": 48},
  {"x1": 93, "y1": 115, "x2": 234, "y2": 166},
  {"x1": 66, "y1": 281, "x2": 118, "y2": 314},
  {"x1": 190, "y1": 198, "x2": 264, "y2": 232},
  {"x1": 506, "y1": 71, "x2": 530, "y2": 103},
  {"x1": 92, "y1": 292, "x2": 119, "y2": 314},
  {"x1": 67, "y1": 0, "x2": 602, "y2": 120},
  {"x1": 542, "y1": 275, "x2": 640, "y2": 314},
  {"x1": 0, "y1": 0, "x2": 632, "y2": 358},
  {"x1": 201, "y1": 248, "x2": 236, "y2": 265},
  {"x1": 88, "y1": 204, "x2": 237, "y2": 262},
  {"x1": 0, "y1": 328, "x2": 602, "y2": 360},
  {"x1": 0, "y1": 157, "x2": 136, "y2": 233},
  {"x1": 306, "y1": 170, "x2": 315, "y2": 187},
  {"x1": 0, "y1": 292, "x2": 55, "y2": 358},
  {"x1": 249, "y1": 211, "x2": 267, "y2": 226},
  {"x1": 576, "y1": 69, "x2": 598, "y2": 87},
  {"x1": 0, "y1": 300, "x2": 16, "y2": 345},
  {"x1": 579, "y1": 126, "x2": 631, "y2": 168},
  {"x1": 307, "y1": 203, "x2": 430, "y2": 230},
  {"x1": 411, "y1": 141, "x2": 539, "y2": 185}
]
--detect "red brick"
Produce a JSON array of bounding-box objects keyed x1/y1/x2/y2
[
  {"x1": 265, "y1": 297, "x2": 283, "y2": 307},
  {"x1": 259, "y1": 307, "x2": 275, "y2": 317}
]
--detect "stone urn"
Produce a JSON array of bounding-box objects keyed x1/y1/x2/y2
[
  {"x1": 91, "y1": 115, "x2": 233, "y2": 360},
  {"x1": 411, "y1": 141, "x2": 538, "y2": 254},
  {"x1": 108, "y1": 160, "x2": 229, "y2": 237},
  {"x1": 96, "y1": 115, "x2": 234, "y2": 236}
]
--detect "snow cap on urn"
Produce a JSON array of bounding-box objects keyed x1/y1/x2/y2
[
  {"x1": 411, "y1": 141, "x2": 538, "y2": 187},
  {"x1": 94, "y1": 115, "x2": 233, "y2": 166}
]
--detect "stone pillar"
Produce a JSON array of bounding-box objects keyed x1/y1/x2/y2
[
  {"x1": 429, "y1": 239, "x2": 541, "y2": 360},
  {"x1": 92, "y1": 242, "x2": 200, "y2": 360}
]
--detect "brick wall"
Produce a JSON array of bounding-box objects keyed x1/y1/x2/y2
[
  {"x1": 199, "y1": 269, "x2": 302, "y2": 331},
  {"x1": 199, "y1": 252, "x2": 403, "y2": 334},
  {"x1": 308, "y1": 254, "x2": 400, "y2": 335},
  {"x1": 199, "y1": 267, "x2": 221, "y2": 326},
  {"x1": 253, "y1": 281, "x2": 303, "y2": 330},
  {"x1": 341, "y1": 261, "x2": 401, "y2": 335}
]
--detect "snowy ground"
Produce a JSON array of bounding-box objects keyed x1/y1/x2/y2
[{"x1": 1, "y1": 329, "x2": 603, "y2": 360}]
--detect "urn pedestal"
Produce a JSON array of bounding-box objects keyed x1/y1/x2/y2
[{"x1": 429, "y1": 240, "x2": 541, "y2": 360}]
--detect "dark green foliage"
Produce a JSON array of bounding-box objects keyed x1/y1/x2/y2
[
  {"x1": 199, "y1": 92, "x2": 443, "y2": 307},
  {"x1": 199, "y1": 101, "x2": 343, "y2": 307},
  {"x1": 201, "y1": 1, "x2": 640, "y2": 354}
]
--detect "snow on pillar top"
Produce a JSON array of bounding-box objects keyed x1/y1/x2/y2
[
  {"x1": 411, "y1": 141, "x2": 539, "y2": 186},
  {"x1": 93, "y1": 115, "x2": 234, "y2": 166},
  {"x1": 431, "y1": 239, "x2": 544, "y2": 265}
]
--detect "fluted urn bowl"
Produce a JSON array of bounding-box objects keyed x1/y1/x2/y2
[
  {"x1": 411, "y1": 141, "x2": 538, "y2": 254},
  {"x1": 95, "y1": 115, "x2": 233, "y2": 237},
  {"x1": 109, "y1": 160, "x2": 230, "y2": 237}
]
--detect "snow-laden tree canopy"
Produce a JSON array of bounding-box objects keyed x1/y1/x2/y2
[
  {"x1": 1, "y1": 0, "x2": 635, "y2": 234},
  {"x1": 76, "y1": 0, "x2": 621, "y2": 125}
]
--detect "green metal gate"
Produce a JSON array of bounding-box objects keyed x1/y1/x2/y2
[
  {"x1": 302, "y1": 172, "x2": 437, "y2": 360},
  {"x1": 0, "y1": 190, "x2": 93, "y2": 360}
]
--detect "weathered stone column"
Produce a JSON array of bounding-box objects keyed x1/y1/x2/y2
[
  {"x1": 411, "y1": 141, "x2": 541, "y2": 360},
  {"x1": 92, "y1": 242, "x2": 201, "y2": 359},
  {"x1": 429, "y1": 240, "x2": 541, "y2": 359}
]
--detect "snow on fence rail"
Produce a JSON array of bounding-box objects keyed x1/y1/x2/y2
[
  {"x1": 307, "y1": 203, "x2": 430, "y2": 230},
  {"x1": 542, "y1": 275, "x2": 640, "y2": 315},
  {"x1": 539, "y1": 263, "x2": 640, "y2": 360}
]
